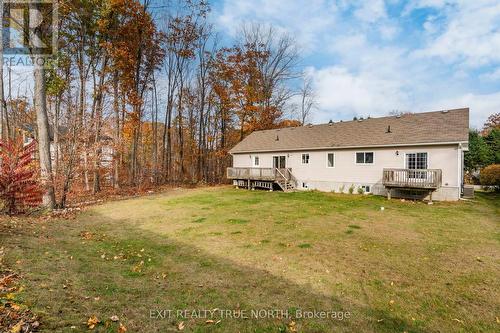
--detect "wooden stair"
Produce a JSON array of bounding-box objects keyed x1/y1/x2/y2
[{"x1": 276, "y1": 168, "x2": 297, "y2": 192}]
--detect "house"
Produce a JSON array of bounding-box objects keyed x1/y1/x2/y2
[
  {"x1": 21, "y1": 124, "x2": 114, "y2": 168},
  {"x1": 227, "y1": 108, "x2": 469, "y2": 201}
]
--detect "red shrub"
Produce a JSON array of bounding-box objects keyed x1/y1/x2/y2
[{"x1": 0, "y1": 139, "x2": 43, "y2": 215}]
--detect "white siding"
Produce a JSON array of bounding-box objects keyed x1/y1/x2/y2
[{"x1": 231, "y1": 144, "x2": 464, "y2": 201}]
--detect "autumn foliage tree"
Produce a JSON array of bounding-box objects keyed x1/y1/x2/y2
[
  {"x1": 0, "y1": 139, "x2": 42, "y2": 215},
  {"x1": 1, "y1": 0, "x2": 309, "y2": 209}
]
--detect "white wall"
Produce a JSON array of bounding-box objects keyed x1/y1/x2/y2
[{"x1": 232, "y1": 144, "x2": 464, "y2": 201}]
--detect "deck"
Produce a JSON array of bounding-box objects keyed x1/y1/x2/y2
[
  {"x1": 227, "y1": 167, "x2": 297, "y2": 192},
  {"x1": 383, "y1": 168, "x2": 442, "y2": 189}
]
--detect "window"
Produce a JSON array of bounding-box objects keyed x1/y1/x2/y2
[
  {"x1": 356, "y1": 152, "x2": 374, "y2": 164},
  {"x1": 254, "y1": 156, "x2": 260, "y2": 166},
  {"x1": 406, "y1": 153, "x2": 428, "y2": 179},
  {"x1": 302, "y1": 153, "x2": 310, "y2": 164},
  {"x1": 362, "y1": 185, "x2": 371, "y2": 193},
  {"x1": 327, "y1": 153, "x2": 335, "y2": 168}
]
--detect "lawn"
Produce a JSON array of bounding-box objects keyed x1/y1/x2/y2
[{"x1": 1, "y1": 187, "x2": 499, "y2": 332}]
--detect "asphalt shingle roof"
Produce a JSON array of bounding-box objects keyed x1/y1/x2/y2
[{"x1": 230, "y1": 108, "x2": 469, "y2": 153}]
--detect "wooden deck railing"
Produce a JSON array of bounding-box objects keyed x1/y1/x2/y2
[
  {"x1": 383, "y1": 168, "x2": 442, "y2": 189},
  {"x1": 227, "y1": 167, "x2": 277, "y2": 180}
]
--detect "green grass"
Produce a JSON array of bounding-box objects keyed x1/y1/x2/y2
[{"x1": 1, "y1": 187, "x2": 499, "y2": 332}]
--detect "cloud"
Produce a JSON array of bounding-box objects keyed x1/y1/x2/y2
[
  {"x1": 480, "y1": 68, "x2": 500, "y2": 82},
  {"x1": 411, "y1": 1, "x2": 500, "y2": 68},
  {"x1": 426, "y1": 92, "x2": 500, "y2": 129},
  {"x1": 215, "y1": 0, "x2": 338, "y2": 52},
  {"x1": 353, "y1": 0, "x2": 387, "y2": 23},
  {"x1": 309, "y1": 64, "x2": 499, "y2": 128},
  {"x1": 214, "y1": 0, "x2": 499, "y2": 128},
  {"x1": 309, "y1": 65, "x2": 412, "y2": 121}
]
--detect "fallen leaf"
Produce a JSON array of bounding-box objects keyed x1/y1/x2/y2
[
  {"x1": 10, "y1": 303, "x2": 21, "y2": 311},
  {"x1": 452, "y1": 318, "x2": 464, "y2": 324},
  {"x1": 389, "y1": 300, "x2": 395, "y2": 305},
  {"x1": 178, "y1": 321, "x2": 185, "y2": 330},
  {"x1": 10, "y1": 320, "x2": 23, "y2": 333},
  {"x1": 110, "y1": 315, "x2": 119, "y2": 322},
  {"x1": 118, "y1": 323, "x2": 127, "y2": 333},
  {"x1": 87, "y1": 315, "x2": 99, "y2": 329},
  {"x1": 205, "y1": 320, "x2": 214, "y2": 324}
]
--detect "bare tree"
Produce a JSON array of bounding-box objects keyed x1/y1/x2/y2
[
  {"x1": 241, "y1": 24, "x2": 300, "y2": 114},
  {"x1": 298, "y1": 75, "x2": 317, "y2": 125}
]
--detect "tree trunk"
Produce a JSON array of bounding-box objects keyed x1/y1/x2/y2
[
  {"x1": 113, "y1": 71, "x2": 120, "y2": 188},
  {"x1": 152, "y1": 75, "x2": 159, "y2": 184},
  {"x1": 33, "y1": 59, "x2": 56, "y2": 209}
]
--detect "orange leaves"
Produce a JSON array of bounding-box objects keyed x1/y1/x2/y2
[
  {"x1": 87, "y1": 315, "x2": 100, "y2": 329},
  {"x1": 118, "y1": 322, "x2": 127, "y2": 332},
  {"x1": 209, "y1": 44, "x2": 282, "y2": 139},
  {"x1": 102, "y1": 0, "x2": 165, "y2": 111},
  {"x1": 0, "y1": 139, "x2": 43, "y2": 215}
]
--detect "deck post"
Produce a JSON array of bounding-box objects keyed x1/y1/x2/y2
[
  {"x1": 387, "y1": 188, "x2": 392, "y2": 200},
  {"x1": 428, "y1": 191, "x2": 433, "y2": 205}
]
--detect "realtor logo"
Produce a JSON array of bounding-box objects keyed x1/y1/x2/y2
[{"x1": 1, "y1": 0, "x2": 58, "y2": 56}]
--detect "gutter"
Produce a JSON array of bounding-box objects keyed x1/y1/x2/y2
[{"x1": 230, "y1": 141, "x2": 469, "y2": 155}]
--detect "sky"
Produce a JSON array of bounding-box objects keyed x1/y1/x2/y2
[
  {"x1": 210, "y1": 0, "x2": 500, "y2": 128},
  {"x1": 3, "y1": 0, "x2": 499, "y2": 129}
]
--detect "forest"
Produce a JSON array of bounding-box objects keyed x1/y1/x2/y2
[{"x1": 0, "y1": 0, "x2": 315, "y2": 210}]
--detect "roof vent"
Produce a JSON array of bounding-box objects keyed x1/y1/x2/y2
[
  {"x1": 396, "y1": 115, "x2": 401, "y2": 118},
  {"x1": 442, "y1": 110, "x2": 449, "y2": 113},
  {"x1": 308, "y1": 124, "x2": 313, "y2": 128},
  {"x1": 328, "y1": 120, "x2": 333, "y2": 126},
  {"x1": 386, "y1": 125, "x2": 392, "y2": 133}
]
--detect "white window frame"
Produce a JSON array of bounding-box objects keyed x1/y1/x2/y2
[
  {"x1": 326, "y1": 152, "x2": 335, "y2": 168},
  {"x1": 404, "y1": 152, "x2": 429, "y2": 179},
  {"x1": 302, "y1": 153, "x2": 310, "y2": 165},
  {"x1": 253, "y1": 156, "x2": 260, "y2": 167},
  {"x1": 404, "y1": 152, "x2": 429, "y2": 170},
  {"x1": 361, "y1": 185, "x2": 371, "y2": 193},
  {"x1": 355, "y1": 152, "x2": 374, "y2": 165}
]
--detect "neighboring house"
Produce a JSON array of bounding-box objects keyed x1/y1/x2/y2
[
  {"x1": 21, "y1": 124, "x2": 114, "y2": 168},
  {"x1": 227, "y1": 108, "x2": 470, "y2": 201}
]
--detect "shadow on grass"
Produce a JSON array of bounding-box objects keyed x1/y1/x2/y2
[{"x1": 1, "y1": 210, "x2": 432, "y2": 333}]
